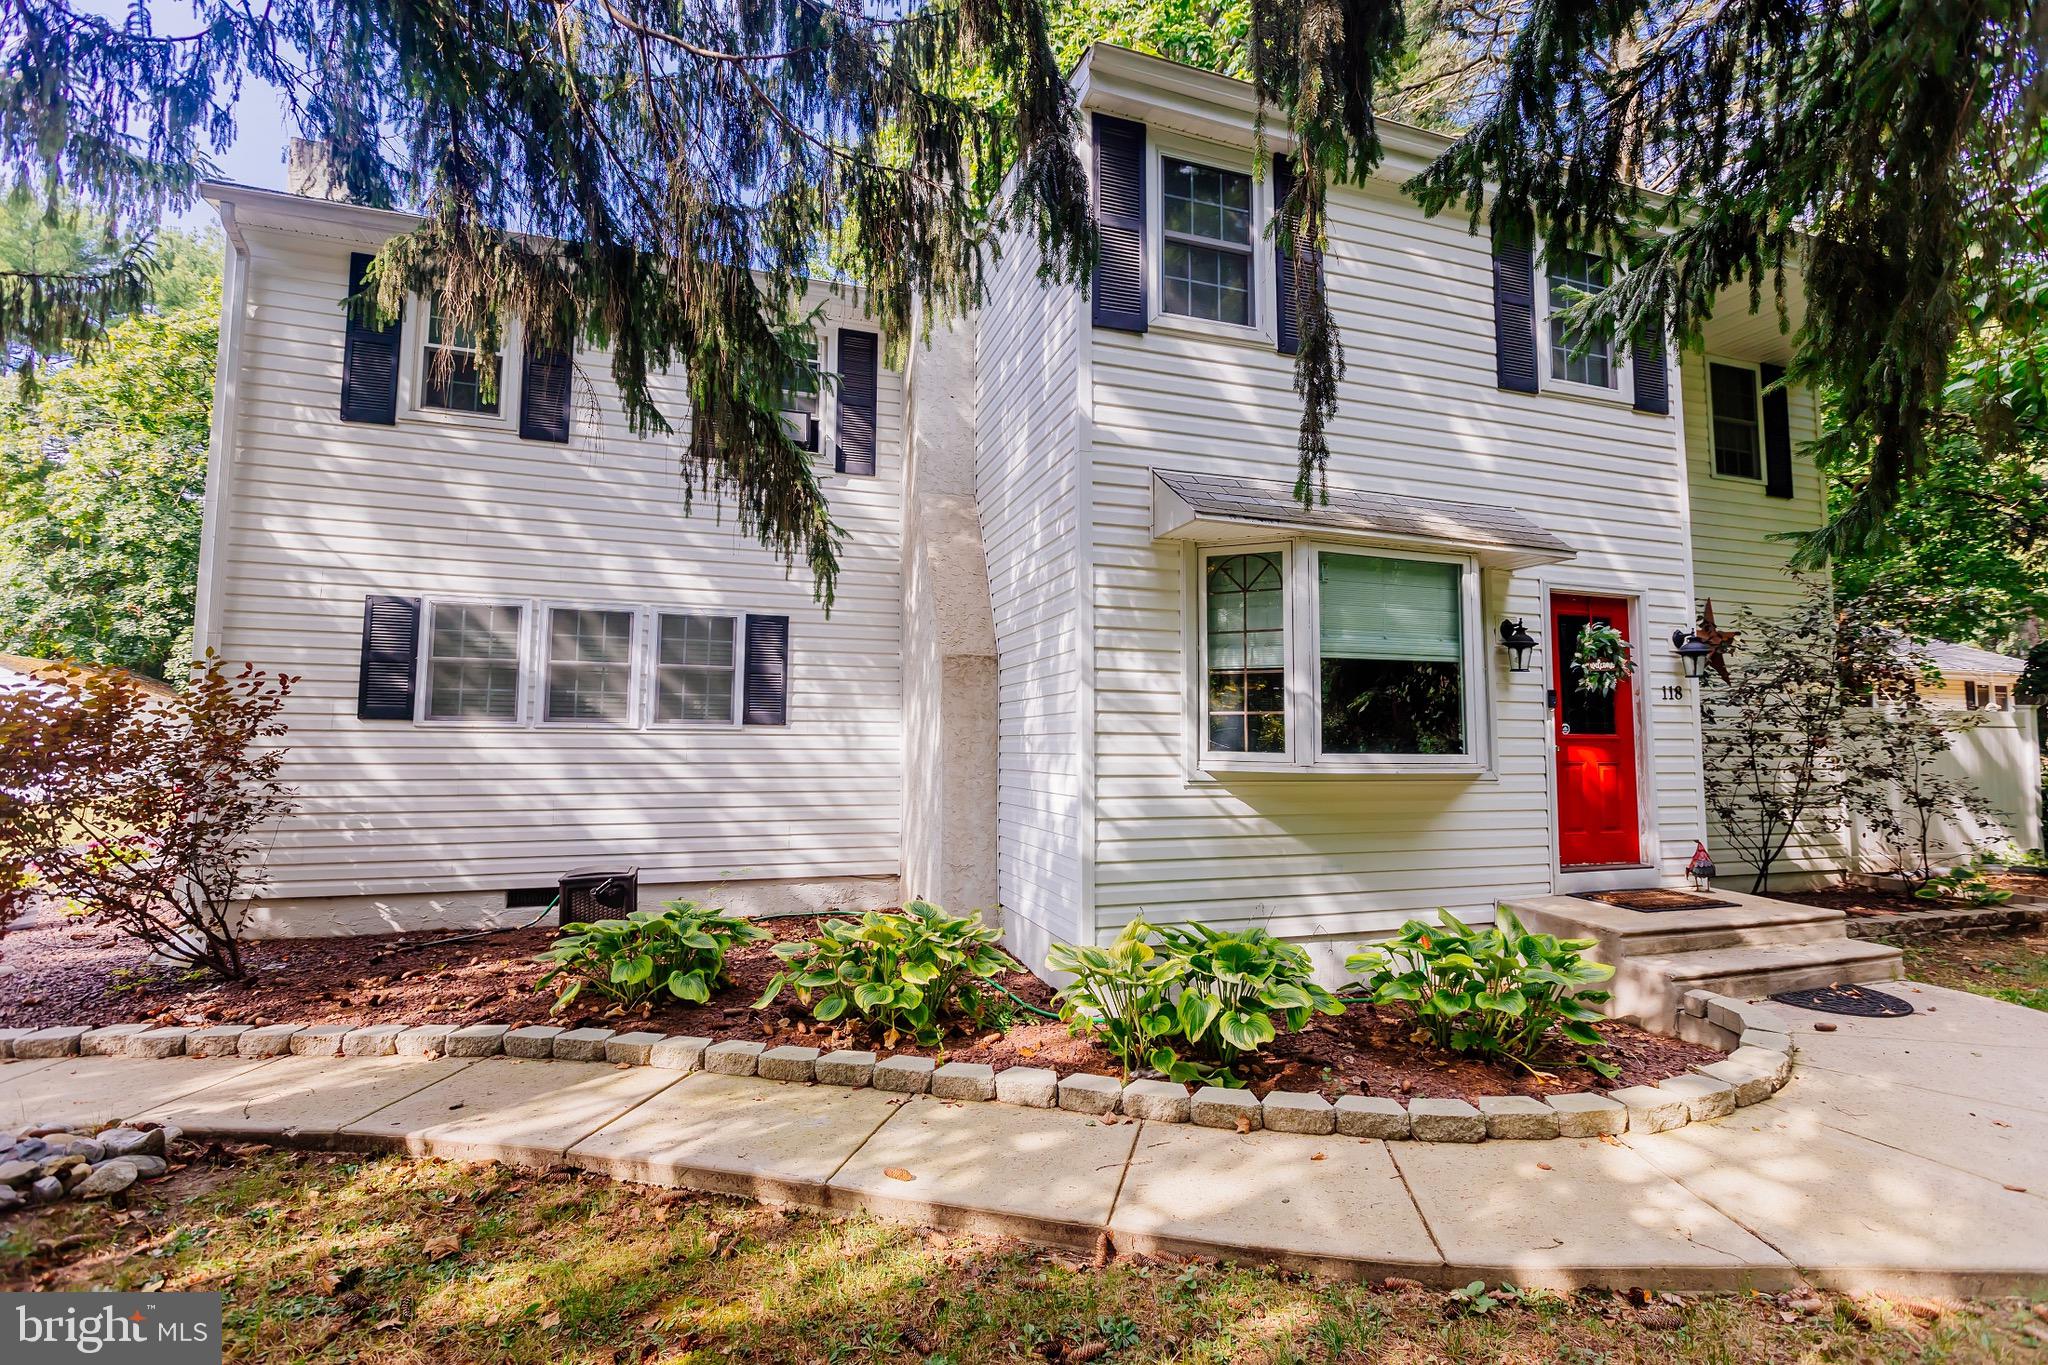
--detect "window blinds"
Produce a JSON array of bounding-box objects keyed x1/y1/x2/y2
[{"x1": 1317, "y1": 553, "x2": 1461, "y2": 662}]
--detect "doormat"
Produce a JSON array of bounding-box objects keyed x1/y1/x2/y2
[
  {"x1": 1571, "y1": 888, "x2": 1739, "y2": 913},
  {"x1": 1769, "y1": 984, "x2": 1915, "y2": 1017}
]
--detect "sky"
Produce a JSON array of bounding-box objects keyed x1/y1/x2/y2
[{"x1": 81, "y1": 0, "x2": 294, "y2": 231}]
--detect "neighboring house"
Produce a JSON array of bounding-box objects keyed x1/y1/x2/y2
[{"x1": 196, "y1": 44, "x2": 1965, "y2": 968}]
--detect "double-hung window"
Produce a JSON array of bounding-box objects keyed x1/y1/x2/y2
[
  {"x1": 545, "y1": 607, "x2": 636, "y2": 723},
  {"x1": 1161, "y1": 157, "x2": 1255, "y2": 327},
  {"x1": 423, "y1": 602, "x2": 524, "y2": 722},
  {"x1": 1197, "y1": 543, "x2": 1483, "y2": 772},
  {"x1": 1545, "y1": 249, "x2": 1616, "y2": 390},
  {"x1": 1708, "y1": 361, "x2": 1764, "y2": 479},
  {"x1": 420, "y1": 298, "x2": 503, "y2": 415},
  {"x1": 653, "y1": 612, "x2": 740, "y2": 724},
  {"x1": 777, "y1": 338, "x2": 820, "y2": 453}
]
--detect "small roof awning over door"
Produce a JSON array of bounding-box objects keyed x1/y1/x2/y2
[{"x1": 1151, "y1": 468, "x2": 1576, "y2": 571}]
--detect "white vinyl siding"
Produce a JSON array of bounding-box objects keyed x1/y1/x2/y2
[
  {"x1": 1084, "y1": 168, "x2": 1705, "y2": 959},
  {"x1": 208, "y1": 227, "x2": 904, "y2": 901},
  {"x1": 974, "y1": 209, "x2": 1086, "y2": 958},
  {"x1": 1682, "y1": 349, "x2": 1838, "y2": 885}
]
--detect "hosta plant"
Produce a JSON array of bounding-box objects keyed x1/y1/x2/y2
[
  {"x1": 1045, "y1": 919, "x2": 1187, "y2": 1079},
  {"x1": 1150, "y1": 923, "x2": 1346, "y2": 1083},
  {"x1": 1345, "y1": 908, "x2": 1618, "y2": 1078},
  {"x1": 753, "y1": 899, "x2": 1017, "y2": 1047},
  {"x1": 535, "y1": 900, "x2": 767, "y2": 1013},
  {"x1": 1913, "y1": 854, "x2": 2014, "y2": 907}
]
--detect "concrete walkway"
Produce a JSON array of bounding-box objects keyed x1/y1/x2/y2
[{"x1": 3, "y1": 981, "x2": 2042, "y2": 1295}]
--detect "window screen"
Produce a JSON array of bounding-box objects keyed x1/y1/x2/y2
[
  {"x1": 545, "y1": 608, "x2": 635, "y2": 722},
  {"x1": 421, "y1": 298, "x2": 503, "y2": 414},
  {"x1": 1317, "y1": 553, "x2": 1466, "y2": 755},
  {"x1": 1162, "y1": 158, "x2": 1254, "y2": 326},
  {"x1": 425, "y1": 603, "x2": 522, "y2": 720},
  {"x1": 1546, "y1": 250, "x2": 1614, "y2": 388},
  {"x1": 655, "y1": 613, "x2": 739, "y2": 722},
  {"x1": 1710, "y1": 363, "x2": 1763, "y2": 479}
]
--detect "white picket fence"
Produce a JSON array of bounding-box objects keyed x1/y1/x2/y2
[{"x1": 1847, "y1": 704, "x2": 2045, "y2": 870}]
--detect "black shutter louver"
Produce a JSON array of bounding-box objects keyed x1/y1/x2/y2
[
  {"x1": 356, "y1": 595, "x2": 421, "y2": 720},
  {"x1": 1091, "y1": 113, "x2": 1147, "y2": 333},
  {"x1": 834, "y1": 330, "x2": 878, "y2": 475},
  {"x1": 519, "y1": 341, "x2": 572, "y2": 443},
  {"x1": 1274, "y1": 155, "x2": 1301, "y2": 356},
  {"x1": 340, "y1": 252, "x2": 403, "y2": 425},
  {"x1": 1761, "y1": 362, "x2": 1794, "y2": 498},
  {"x1": 742, "y1": 614, "x2": 790, "y2": 727},
  {"x1": 1631, "y1": 318, "x2": 1669, "y2": 414},
  {"x1": 1491, "y1": 226, "x2": 1539, "y2": 394}
]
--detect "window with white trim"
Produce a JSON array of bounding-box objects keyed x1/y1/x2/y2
[
  {"x1": 653, "y1": 612, "x2": 740, "y2": 724},
  {"x1": 1161, "y1": 157, "x2": 1254, "y2": 327},
  {"x1": 1545, "y1": 249, "x2": 1616, "y2": 389},
  {"x1": 424, "y1": 602, "x2": 524, "y2": 721},
  {"x1": 1708, "y1": 361, "x2": 1764, "y2": 479},
  {"x1": 1316, "y1": 552, "x2": 1466, "y2": 756},
  {"x1": 420, "y1": 298, "x2": 503, "y2": 415},
  {"x1": 1197, "y1": 542, "x2": 1485, "y2": 771},
  {"x1": 1204, "y1": 552, "x2": 1286, "y2": 753},
  {"x1": 776, "y1": 338, "x2": 820, "y2": 453},
  {"x1": 545, "y1": 607, "x2": 636, "y2": 723}
]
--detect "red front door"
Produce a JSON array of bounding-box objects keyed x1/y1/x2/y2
[{"x1": 1553, "y1": 594, "x2": 1641, "y2": 868}]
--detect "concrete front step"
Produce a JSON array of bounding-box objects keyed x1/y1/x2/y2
[
  {"x1": 1508, "y1": 892, "x2": 1847, "y2": 960},
  {"x1": 1615, "y1": 939, "x2": 1904, "y2": 1025}
]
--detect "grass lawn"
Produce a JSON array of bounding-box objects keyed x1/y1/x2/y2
[
  {"x1": 4, "y1": 1148, "x2": 2045, "y2": 1363},
  {"x1": 1898, "y1": 929, "x2": 2048, "y2": 1011}
]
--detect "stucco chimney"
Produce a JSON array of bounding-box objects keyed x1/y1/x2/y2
[{"x1": 285, "y1": 138, "x2": 349, "y2": 202}]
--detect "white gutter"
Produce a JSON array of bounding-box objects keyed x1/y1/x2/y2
[{"x1": 191, "y1": 199, "x2": 250, "y2": 662}]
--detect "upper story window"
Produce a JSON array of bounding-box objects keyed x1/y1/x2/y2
[
  {"x1": 424, "y1": 602, "x2": 524, "y2": 722},
  {"x1": 1161, "y1": 158, "x2": 1254, "y2": 327},
  {"x1": 1197, "y1": 542, "x2": 1484, "y2": 773},
  {"x1": 777, "y1": 338, "x2": 820, "y2": 453},
  {"x1": 1708, "y1": 361, "x2": 1764, "y2": 479},
  {"x1": 421, "y1": 299, "x2": 503, "y2": 415},
  {"x1": 1545, "y1": 250, "x2": 1615, "y2": 389}
]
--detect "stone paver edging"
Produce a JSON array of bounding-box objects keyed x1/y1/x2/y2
[{"x1": 0, "y1": 989, "x2": 1792, "y2": 1144}]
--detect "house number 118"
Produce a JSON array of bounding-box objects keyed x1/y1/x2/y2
[{"x1": 1658, "y1": 684, "x2": 1685, "y2": 701}]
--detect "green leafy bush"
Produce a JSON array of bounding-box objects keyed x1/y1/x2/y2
[
  {"x1": 753, "y1": 899, "x2": 1016, "y2": 1046},
  {"x1": 1151, "y1": 923, "x2": 1345, "y2": 1082},
  {"x1": 1045, "y1": 919, "x2": 1186, "y2": 1078},
  {"x1": 535, "y1": 900, "x2": 766, "y2": 1013},
  {"x1": 1914, "y1": 854, "x2": 2015, "y2": 906},
  {"x1": 1345, "y1": 908, "x2": 1617, "y2": 1078},
  {"x1": 1049, "y1": 920, "x2": 1343, "y2": 1085}
]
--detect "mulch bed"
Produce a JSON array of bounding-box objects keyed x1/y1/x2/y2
[
  {"x1": 1775, "y1": 876, "x2": 2048, "y2": 922},
  {"x1": 0, "y1": 904, "x2": 1717, "y2": 1103}
]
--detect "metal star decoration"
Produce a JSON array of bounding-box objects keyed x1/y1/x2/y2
[{"x1": 1696, "y1": 599, "x2": 1739, "y2": 683}]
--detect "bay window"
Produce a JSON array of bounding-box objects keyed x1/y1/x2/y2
[{"x1": 1197, "y1": 541, "x2": 1484, "y2": 772}]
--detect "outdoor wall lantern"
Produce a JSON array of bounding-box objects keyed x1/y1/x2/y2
[
  {"x1": 1671, "y1": 628, "x2": 1713, "y2": 680},
  {"x1": 1498, "y1": 618, "x2": 1538, "y2": 673}
]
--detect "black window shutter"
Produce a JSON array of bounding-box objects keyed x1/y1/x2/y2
[
  {"x1": 357, "y1": 595, "x2": 421, "y2": 720},
  {"x1": 1631, "y1": 319, "x2": 1669, "y2": 414},
  {"x1": 1274, "y1": 155, "x2": 1300, "y2": 357},
  {"x1": 743, "y1": 615, "x2": 790, "y2": 726},
  {"x1": 1761, "y1": 362, "x2": 1794, "y2": 498},
  {"x1": 519, "y1": 341, "x2": 572, "y2": 443},
  {"x1": 1091, "y1": 113, "x2": 1147, "y2": 333},
  {"x1": 834, "y1": 330, "x2": 878, "y2": 475},
  {"x1": 340, "y1": 252, "x2": 403, "y2": 425},
  {"x1": 1491, "y1": 226, "x2": 1538, "y2": 393}
]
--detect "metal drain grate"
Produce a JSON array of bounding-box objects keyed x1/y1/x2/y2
[{"x1": 1768, "y1": 985, "x2": 1915, "y2": 1017}]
